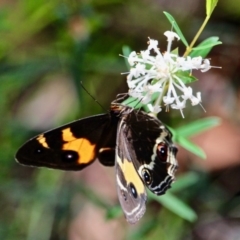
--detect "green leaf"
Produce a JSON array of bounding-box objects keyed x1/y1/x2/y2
[
  {"x1": 177, "y1": 136, "x2": 206, "y2": 159},
  {"x1": 163, "y1": 11, "x2": 189, "y2": 47},
  {"x1": 128, "y1": 220, "x2": 157, "y2": 239},
  {"x1": 206, "y1": 0, "x2": 218, "y2": 17},
  {"x1": 175, "y1": 117, "x2": 221, "y2": 137},
  {"x1": 122, "y1": 92, "x2": 160, "y2": 109},
  {"x1": 175, "y1": 70, "x2": 198, "y2": 84},
  {"x1": 105, "y1": 205, "x2": 123, "y2": 220},
  {"x1": 171, "y1": 47, "x2": 179, "y2": 55},
  {"x1": 190, "y1": 37, "x2": 222, "y2": 58},
  {"x1": 193, "y1": 41, "x2": 222, "y2": 50},
  {"x1": 122, "y1": 96, "x2": 143, "y2": 109},
  {"x1": 171, "y1": 118, "x2": 220, "y2": 159},
  {"x1": 122, "y1": 45, "x2": 132, "y2": 70},
  {"x1": 149, "y1": 191, "x2": 197, "y2": 222},
  {"x1": 171, "y1": 172, "x2": 201, "y2": 192}
]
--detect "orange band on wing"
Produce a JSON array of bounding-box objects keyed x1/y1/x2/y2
[
  {"x1": 37, "y1": 134, "x2": 49, "y2": 148},
  {"x1": 62, "y1": 128, "x2": 96, "y2": 164}
]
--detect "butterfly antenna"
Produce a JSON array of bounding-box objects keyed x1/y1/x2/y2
[{"x1": 80, "y1": 82, "x2": 107, "y2": 112}]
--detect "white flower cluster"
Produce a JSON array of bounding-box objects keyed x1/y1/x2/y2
[{"x1": 124, "y1": 31, "x2": 212, "y2": 117}]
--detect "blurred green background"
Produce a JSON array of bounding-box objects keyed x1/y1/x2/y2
[{"x1": 1, "y1": 0, "x2": 240, "y2": 239}]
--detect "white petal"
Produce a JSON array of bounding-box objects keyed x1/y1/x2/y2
[
  {"x1": 142, "y1": 94, "x2": 151, "y2": 104},
  {"x1": 182, "y1": 86, "x2": 193, "y2": 99},
  {"x1": 147, "y1": 104, "x2": 162, "y2": 113},
  {"x1": 128, "y1": 51, "x2": 137, "y2": 66},
  {"x1": 191, "y1": 92, "x2": 201, "y2": 105},
  {"x1": 140, "y1": 50, "x2": 150, "y2": 60},
  {"x1": 172, "y1": 99, "x2": 186, "y2": 116},
  {"x1": 176, "y1": 57, "x2": 186, "y2": 66},
  {"x1": 135, "y1": 63, "x2": 146, "y2": 75},
  {"x1": 191, "y1": 57, "x2": 202, "y2": 69},
  {"x1": 148, "y1": 38, "x2": 159, "y2": 50},
  {"x1": 200, "y1": 59, "x2": 211, "y2": 72},
  {"x1": 127, "y1": 65, "x2": 144, "y2": 81},
  {"x1": 163, "y1": 96, "x2": 175, "y2": 105},
  {"x1": 147, "y1": 82, "x2": 163, "y2": 92},
  {"x1": 129, "y1": 89, "x2": 142, "y2": 98},
  {"x1": 127, "y1": 79, "x2": 136, "y2": 88},
  {"x1": 164, "y1": 31, "x2": 180, "y2": 41},
  {"x1": 178, "y1": 56, "x2": 193, "y2": 70}
]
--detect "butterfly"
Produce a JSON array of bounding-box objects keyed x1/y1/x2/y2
[{"x1": 16, "y1": 97, "x2": 178, "y2": 224}]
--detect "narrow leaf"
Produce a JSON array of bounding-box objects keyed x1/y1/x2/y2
[
  {"x1": 176, "y1": 117, "x2": 221, "y2": 137},
  {"x1": 175, "y1": 71, "x2": 198, "y2": 84},
  {"x1": 190, "y1": 36, "x2": 222, "y2": 57},
  {"x1": 206, "y1": 0, "x2": 218, "y2": 17},
  {"x1": 171, "y1": 172, "x2": 201, "y2": 192},
  {"x1": 163, "y1": 11, "x2": 189, "y2": 47},
  {"x1": 192, "y1": 42, "x2": 222, "y2": 50},
  {"x1": 177, "y1": 136, "x2": 206, "y2": 159},
  {"x1": 149, "y1": 191, "x2": 197, "y2": 222},
  {"x1": 105, "y1": 205, "x2": 123, "y2": 220},
  {"x1": 122, "y1": 45, "x2": 131, "y2": 69},
  {"x1": 122, "y1": 92, "x2": 159, "y2": 109}
]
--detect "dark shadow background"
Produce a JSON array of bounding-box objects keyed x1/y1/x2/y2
[{"x1": 1, "y1": 0, "x2": 240, "y2": 239}]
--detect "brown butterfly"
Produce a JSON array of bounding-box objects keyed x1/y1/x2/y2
[{"x1": 16, "y1": 99, "x2": 178, "y2": 224}]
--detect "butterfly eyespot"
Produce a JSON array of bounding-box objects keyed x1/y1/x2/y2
[
  {"x1": 129, "y1": 182, "x2": 138, "y2": 199},
  {"x1": 142, "y1": 168, "x2": 152, "y2": 185},
  {"x1": 61, "y1": 150, "x2": 79, "y2": 163},
  {"x1": 157, "y1": 143, "x2": 168, "y2": 162}
]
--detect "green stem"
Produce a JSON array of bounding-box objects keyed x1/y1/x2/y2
[{"x1": 183, "y1": 16, "x2": 210, "y2": 57}]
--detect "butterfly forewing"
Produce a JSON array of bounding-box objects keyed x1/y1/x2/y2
[
  {"x1": 115, "y1": 118, "x2": 147, "y2": 224},
  {"x1": 16, "y1": 113, "x2": 116, "y2": 170}
]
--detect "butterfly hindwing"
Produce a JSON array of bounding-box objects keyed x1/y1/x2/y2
[
  {"x1": 118, "y1": 109, "x2": 178, "y2": 196},
  {"x1": 16, "y1": 113, "x2": 117, "y2": 170}
]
